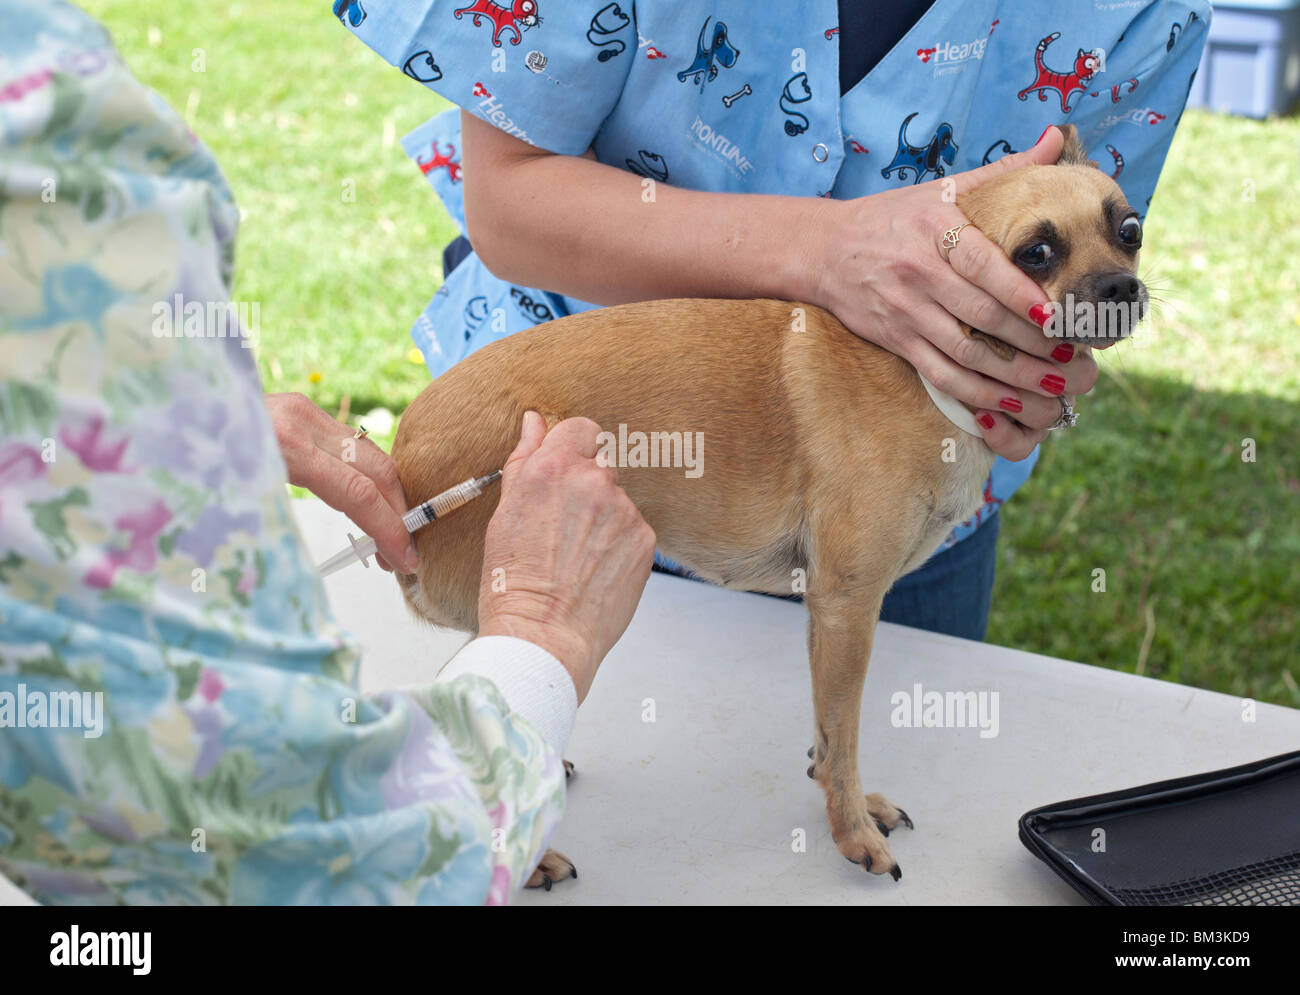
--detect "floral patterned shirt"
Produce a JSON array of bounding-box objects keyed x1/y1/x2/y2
[{"x1": 0, "y1": 0, "x2": 565, "y2": 905}]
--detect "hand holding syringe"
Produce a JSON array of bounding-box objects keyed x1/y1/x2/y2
[{"x1": 317, "y1": 470, "x2": 502, "y2": 577}]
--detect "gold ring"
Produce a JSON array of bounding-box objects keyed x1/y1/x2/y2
[
  {"x1": 941, "y1": 223, "x2": 972, "y2": 257},
  {"x1": 353, "y1": 424, "x2": 368, "y2": 440}
]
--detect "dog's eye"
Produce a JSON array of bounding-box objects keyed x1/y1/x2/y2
[
  {"x1": 1118, "y1": 217, "x2": 1142, "y2": 246},
  {"x1": 1017, "y1": 242, "x2": 1053, "y2": 268}
]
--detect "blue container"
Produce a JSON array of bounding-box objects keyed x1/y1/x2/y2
[{"x1": 1189, "y1": 0, "x2": 1300, "y2": 117}]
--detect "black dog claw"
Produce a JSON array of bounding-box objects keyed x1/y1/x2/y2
[
  {"x1": 890, "y1": 864, "x2": 902, "y2": 882},
  {"x1": 874, "y1": 818, "x2": 890, "y2": 837},
  {"x1": 806, "y1": 764, "x2": 816, "y2": 779},
  {"x1": 897, "y1": 807, "x2": 914, "y2": 830},
  {"x1": 806, "y1": 746, "x2": 815, "y2": 758}
]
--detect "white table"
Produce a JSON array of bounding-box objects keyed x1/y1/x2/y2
[{"x1": 4, "y1": 498, "x2": 1296, "y2": 905}]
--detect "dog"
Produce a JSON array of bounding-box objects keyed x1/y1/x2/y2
[
  {"x1": 391, "y1": 124, "x2": 1147, "y2": 887},
  {"x1": 881, "y1": 112, "x2": 959, "y2": 185}
]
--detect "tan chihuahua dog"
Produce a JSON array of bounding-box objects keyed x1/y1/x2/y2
[{"x1": 392, "y1": 125, "x2": 1146, "y2": 883}]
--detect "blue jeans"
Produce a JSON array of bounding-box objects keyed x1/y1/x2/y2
[
  {"x1": 879, "y1": 512, "x2": 1000, "y2": 641},
  {"x1": 653, "y1": 513, "x2": 1001, "y2": 642}
]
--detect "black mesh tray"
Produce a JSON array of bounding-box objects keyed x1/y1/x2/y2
[{"x1": 1019, "y1": 748, "x2": 1300, "y2": 906}]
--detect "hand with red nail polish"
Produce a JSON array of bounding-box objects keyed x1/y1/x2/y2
[
  {"x1": 802, "y1": 127, "x2": 1069, "y2": 458},
  {"x1": 973, "y1": 409, "x2": 1049, "y2": 461},
  {"x1": 806, "y1": 123, "x2": 1097, "y2": 460}
]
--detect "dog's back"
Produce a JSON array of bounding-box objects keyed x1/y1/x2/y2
[{"x1": 391, "y1": 297, "x2": 965, "y2": 631}]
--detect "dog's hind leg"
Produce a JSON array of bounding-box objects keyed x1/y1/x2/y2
[{"x1": 525, "y1": 849, "x2": 577, "y2": 891}]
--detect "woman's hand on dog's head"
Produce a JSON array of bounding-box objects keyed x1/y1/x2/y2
[{"x1": 805, "y1": 125, "x2": 1099, "y2": 460}]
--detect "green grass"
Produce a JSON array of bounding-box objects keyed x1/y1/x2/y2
[
  {"x1": 82, "y1": 0, "x2": 458, "y2": 434},
  {"x1": 84, "y1": 0, "x2": 1300, "y2": 704}
]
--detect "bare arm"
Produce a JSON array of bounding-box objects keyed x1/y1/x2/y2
[
  {"x1": 461, "y1": 110, "x2": 827, "y2": 306},
  {"x1": 460, "y1": 112, "x2": 1090, "y2": 460}
]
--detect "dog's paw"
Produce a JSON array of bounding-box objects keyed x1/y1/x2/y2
[
  {"x1": 829, "y1": 793, "x2": 912, "y2": 881},
  {"x1": 865, "y1": 792, "x2": 914, "y2": 834},
  {"x1": 563, "y1": 759, "x2": 575, "y2": 780},
  {"x1": 525, "y1": 848, "x2": 578, "y2": 891},
  {"x1": 835, "y1": 824, "x2": 901, "y2": 881},
  {"x1": 966, "y1": 326, "x2": 1018, "y2": 362}
]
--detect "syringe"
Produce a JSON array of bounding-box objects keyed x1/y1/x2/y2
[{"x1": 317, "y1": 470, "x2": 502, "y2": 578}]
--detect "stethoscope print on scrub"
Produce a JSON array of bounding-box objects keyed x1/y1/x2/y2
[{"x1": 780, "y1": 71, "x2": 812, "y2": 136}]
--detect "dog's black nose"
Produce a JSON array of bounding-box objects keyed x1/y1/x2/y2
[
  {"x1": 1094, "y1": 272, "x2": 1142, "y2": 303},
  {"x1": 1079, "y1": 271, "x2": 1147, "y2": 346}
]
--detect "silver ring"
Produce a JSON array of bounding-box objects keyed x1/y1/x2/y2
[{"x1": 1048, "y1": 396, "x2": 1078, "y2": 431}]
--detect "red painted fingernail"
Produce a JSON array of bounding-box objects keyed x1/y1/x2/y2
[
  {"x1": 1051, "y1": 343, "x2": 1075, "y2": 363},
  {"x1": 1029, "y1": 303, "x2": 1053, "y2": 328},
  {"x1": 1040, "y1": 374, "x2": 1066, "y2": 396},
  {"x1": 976, "y1": 412, "x2": 996, "y2": 430},
  {"x1": 1035, "y1": 125, "x2": 1053, "y2": 146},
  {"x1": 998, "y1": 397, "x2": 1023, "y2": 413}
]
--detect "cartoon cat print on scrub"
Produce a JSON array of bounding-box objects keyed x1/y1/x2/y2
[
  {"x1": 454, "y1": 0, "x2": 539, "y2": 47},
  {"x1": 1017, "y1": 32, "x2": 1102, "y2": 113}
]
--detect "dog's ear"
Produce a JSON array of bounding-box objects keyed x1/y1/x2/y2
[{"x1": 1057, "y1": 124, "x2": 1099, "y2": 169}]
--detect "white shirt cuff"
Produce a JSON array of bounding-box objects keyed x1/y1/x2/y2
[{"x1": 436, "y1": 635, "x2": 577, "y2": 757}]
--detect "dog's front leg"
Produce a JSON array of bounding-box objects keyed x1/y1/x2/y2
[{"x1": 806, "y1": 586, "x2": 912, "y2": 880}]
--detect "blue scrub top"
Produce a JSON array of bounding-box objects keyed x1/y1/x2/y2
[{"x1": 339, "y1": 0, "x2": 1209, "y2": 552}]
